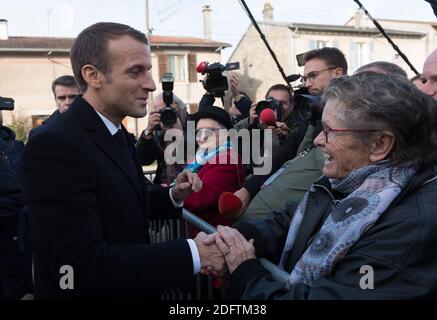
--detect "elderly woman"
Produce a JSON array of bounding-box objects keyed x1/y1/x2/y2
[
  {"x1": 210, "y1": 72, "x2": 437, "y2": 299},
  {"x1": 183, "y1": 106, "x2": 244, "y2": 229}
]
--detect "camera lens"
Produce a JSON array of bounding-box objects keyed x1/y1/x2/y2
[
  {"x1": 160, "y1": 107, "x2": 177, "y2": 127},
  {"x1": 255, "y1": 100, "x2": 273, "y2": 116}
]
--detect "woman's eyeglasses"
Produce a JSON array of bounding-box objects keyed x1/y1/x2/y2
[
  {"x1": 195, "y1": 128, "x2": 221, "y2": 141},
  {"x1": 322, "y1": 125, "x2": 380, "y2": 143}
]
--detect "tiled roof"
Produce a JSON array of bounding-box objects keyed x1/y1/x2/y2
[
  {"x1": 0, "y1": 35, "x2": 231, "y2": 51},
  {"x1": 0, "y1": 36, "x2": 74, "y2": 50},
  {"x1": 258, "y1": 21, "x2": 426, "y2": 38},
  {"x1": 150, "y1": 35, "x2": 230, "y2": 48}
]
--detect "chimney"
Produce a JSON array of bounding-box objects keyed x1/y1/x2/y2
[
  {"x1": 202, "y1": 5, "x2": 212, "y2": 40},
  {"x1": 354, "y1": 10, "x2": 363, "y2": 28},
  {"x1": 263, "y1": 1, "x2": 273, "y2": 22},
  {"x1": 0, "y1": 19, "x2": 9, "y2": 40}
]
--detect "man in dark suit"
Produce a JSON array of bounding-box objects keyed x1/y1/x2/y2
[
  {"x1": 20, "y1": 22, "x2": 225, "y2": 299},
  {"x1": 28, "y1": 75, "x2": 80, "y2": 140}
]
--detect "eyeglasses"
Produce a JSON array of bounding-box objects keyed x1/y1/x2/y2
[
  {"x1": 56, "y1": 94, "x2": 77, "y2": 101},
  {"x1": 301, "y1": 67, "x2": 336, "y2": 84},
  {"x1": 322, "y1": 125, "x2": 380, "y2": 143},
  {"x1": 195, "y1": 128, "x2": 221, "y2": 141}
]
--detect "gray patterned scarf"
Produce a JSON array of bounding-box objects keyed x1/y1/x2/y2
[{"x1": 279, "y1": 161, "x2": 416, "y2": 287}]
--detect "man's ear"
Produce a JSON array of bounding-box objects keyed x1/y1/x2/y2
[
  {"x1": 369, "y1": 131, "x2": 395, "y2": 162},
  {"x1": 334, "y1": 67, "x2": 344, "y2": 78},
  {"x1": 81, "y1": 64, "x2": 103, "y2": 89}
]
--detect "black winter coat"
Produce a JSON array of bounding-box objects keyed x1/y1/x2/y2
[{"x1": 233, "y1": 167, "x2": 437, "y2": 299}]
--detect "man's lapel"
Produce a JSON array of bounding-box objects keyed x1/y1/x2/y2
[{"x1": 72, "y1": 96, "x2": 145, "y2": 204}]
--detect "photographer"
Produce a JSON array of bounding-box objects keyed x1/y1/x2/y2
[
  {"x1": 235, "y1": 84, "x2": 307, "y2": 161},
  {"x1": 136, "y1": 93, "x2": 188, "y2": 185},
  {"x1": 0, "y1": 111, "x2": 24, "y2": 174},
  {"x1": 0, "y1": 111, "x2": 33, "y2": 300}
]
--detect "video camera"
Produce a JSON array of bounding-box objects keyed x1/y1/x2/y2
[
  {"x1": 255, "y1": 96, "x2": 283, "y2": 121},
  {"x1": 197, "y1": 61, "x2": 240, "y2": 98},
  {"x1": 160, "y1": 73, "x2": 177, "y2": 128},
  {"x1": 293, "y1": 87, "x2": 322, "y2": 126},
  {"x1": 0, "y1": 96, "x2": 14, "y2": 111}
]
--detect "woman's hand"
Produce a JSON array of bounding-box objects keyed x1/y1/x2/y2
[{"x1": 214, "y1": 225, "x2": 256, "y2": 274}]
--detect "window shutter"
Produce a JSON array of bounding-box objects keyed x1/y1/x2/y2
[
  {"x1": 188, "y1": 53, "x2": 197, "y2": 83},
  {"x1": 158, "y1": 54, "x2": 168, "y2": 81}
]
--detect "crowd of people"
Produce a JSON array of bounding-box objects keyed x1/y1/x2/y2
[{"x1": 1, "y1": 21, "x2": 437, "y2": 300}]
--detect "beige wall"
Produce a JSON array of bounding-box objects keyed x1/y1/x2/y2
[
  {"x1": 228, "y1": 24, "x2": 293, "y2": 102},
  {"x1": 229, "y1": 22, "x2": 429, "y2": 102},
  {"x1": 0, "y1": 54, "x2": 73, "y2": 125}
]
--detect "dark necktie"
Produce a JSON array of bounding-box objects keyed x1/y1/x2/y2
[{"x1": 113, "y1": 129, "x2": 136, "y2": 161}]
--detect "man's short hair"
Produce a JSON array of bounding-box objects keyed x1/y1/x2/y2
[
  {"x1": 51, "y1": 75, "x2": 78, "y2": 95},
  {"x1": 304, "y1": 47, "x2": 348, "y2": 74},
  {"x1": 70, "y1": 22, "x2": 148, "y2": 93},
  {"x1": 355, "y1": 61, "x2": 407, "y2": 78},
  {"x1": 265, "y1": 84, "x2": 292, "y2": 99}
]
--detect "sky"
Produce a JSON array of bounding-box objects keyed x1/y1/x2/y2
[{"x1": 1, "y1": 0, "x2": 436, "y2": 62}]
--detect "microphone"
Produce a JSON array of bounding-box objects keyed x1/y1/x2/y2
[
  {"x1": 196, "y1": 61, "x2": 209, "y2": 74},
  {"x1": 218, "y1": 192, "x2": 243, "y2": 218},
  {"x1": 259, "y1": 108, "x2": 277, "y2": 127}
]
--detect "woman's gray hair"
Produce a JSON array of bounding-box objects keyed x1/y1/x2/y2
[{"x1": 322, "y1": 72, "x2": 437, "y2": 169}]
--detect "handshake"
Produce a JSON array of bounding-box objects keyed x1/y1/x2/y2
[{"x1": 193, "y1": 225, "x2": 256, "y2": 276}]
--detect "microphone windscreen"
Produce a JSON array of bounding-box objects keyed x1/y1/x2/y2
[
  {"x1": 196, "y1": 61, "x2": 209, "y2": 74},
  {"x1": 286, "y1": 74, "x2": 301, "y2": 83},
  {"x1": 259, "y1": 108, "x2": 277, "y2": 127},
  {"x1": 218, "y1": 192, "x2": 243, "y2": 219}
]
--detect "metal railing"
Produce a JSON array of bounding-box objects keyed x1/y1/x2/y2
[
  {"x1": 182, "y1": 209, "x2": 290, "y2": 288},
  {"x1": 148, "y1": 208, "x2": 290, "y2": 300}
]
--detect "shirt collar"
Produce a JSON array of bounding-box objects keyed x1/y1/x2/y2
[{"x1": 94, "y1": 110, "x2": 121, "y2": 136}]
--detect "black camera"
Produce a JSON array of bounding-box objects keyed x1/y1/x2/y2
[
  {"x1": 198, "y1": 61, "x2": 240, "y2": 98},
  {"x1": 159, "y1": 73, "x2": 177, "y2": 128},
  {"x1": 255, "y1": 96, "x2": 283, "y2": 121},
  {"x1": 293, "y1": 89, "x2": 322, "y2": 126},
  {"x1": 0, "y1": 96, "x2": 14, "y2": 111}
]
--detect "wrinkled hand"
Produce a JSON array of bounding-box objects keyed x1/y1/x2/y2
[
  {"x1": 214, "y1": 226, "x2": 256, "y2": 274},
  {"x1": 194, "y1": 232, "x2": 227, "y2": 277},
  {"x1": 272, "y1": 121, "x2": 289, "y2": 139},
  {"x1": 147, "y1": 111, "x2": 161, "y2": 132},
  {"x1": 171, "y1": 171, "x2": 202, "y2": 202}
]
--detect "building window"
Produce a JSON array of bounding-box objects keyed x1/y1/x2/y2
[
  {"x1": 356, "y1": 42, "x2": 366, "y2": 68},
  {"x1": 350, "y1": 42, "x2": 367, "y2": 70},
  {"x1": 167, "y1": 54, "x2": 186, "y2": 82},
  {"x1": 316, "y1": 40, "x2": 329, "y2": 49}
]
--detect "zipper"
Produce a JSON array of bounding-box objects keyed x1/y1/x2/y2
[{"x1": 313, "y1": 183, "x2": 341, "y2": 208}]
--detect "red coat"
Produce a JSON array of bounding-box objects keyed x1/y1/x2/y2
[{"x1": 184, "y1": 150, "x2": 245, "y2": 228}]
